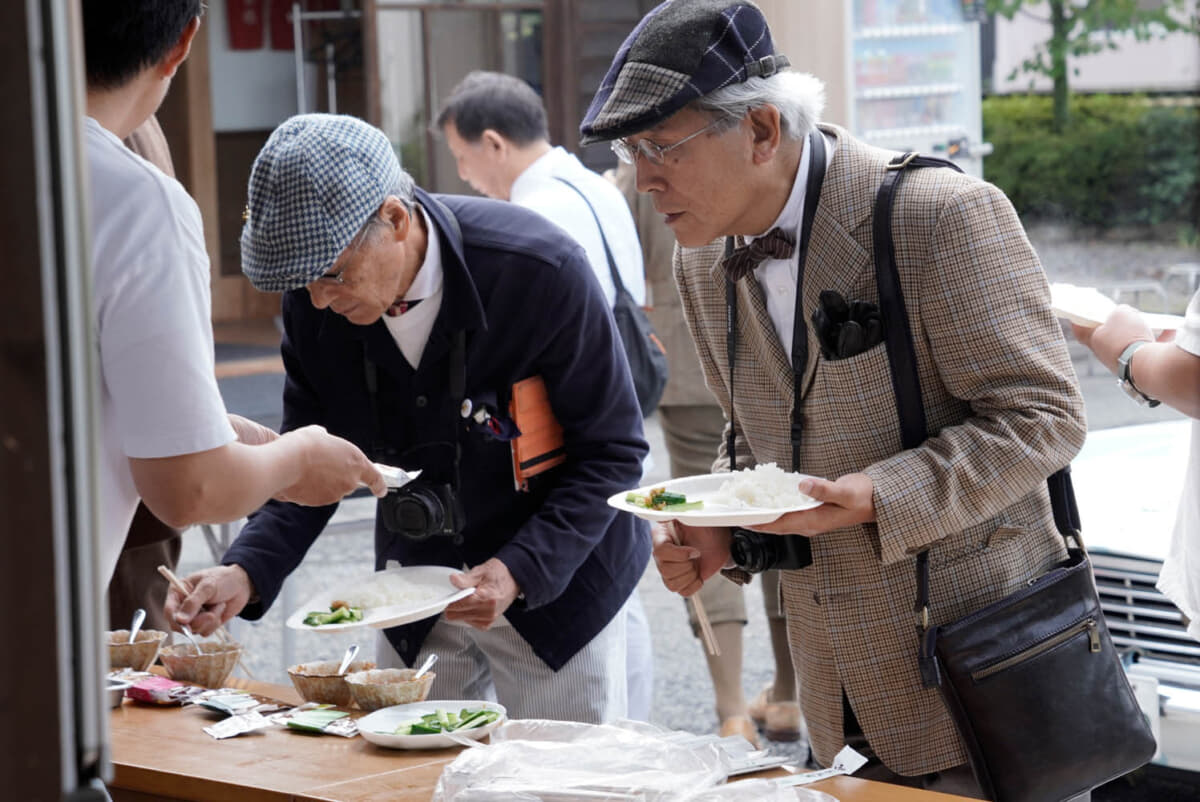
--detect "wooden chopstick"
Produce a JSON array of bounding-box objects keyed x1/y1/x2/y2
[
  {"x1": 662, "y1": 521, "x2": 721, "y2": 657},
  {"x1": 157, "y1": 564, "x2": 256, "y2": 679},
  {"x1": 691, "y1": 594, "x2": 721, "y2": 657}
]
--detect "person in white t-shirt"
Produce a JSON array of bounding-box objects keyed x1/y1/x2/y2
[
  {"x1": 1072, "y1": 292, "x2": 1200, "y2": 641},
  {"x1": 82, "y1": 0, "x2": 386, "y2": 606},
  {"x1": 435, "y1": 70, "x2": 655, "y2": 720}
]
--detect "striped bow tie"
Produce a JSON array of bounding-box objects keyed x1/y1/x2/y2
[{"x1": 721, "y1": 227, "x2": 796, "y2": 281}]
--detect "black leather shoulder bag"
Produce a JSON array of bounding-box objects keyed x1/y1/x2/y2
[{"x1": 875, "y1": 153, "x2": 1156, "y2": 802}]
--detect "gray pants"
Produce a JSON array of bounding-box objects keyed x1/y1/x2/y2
[{"x1": 376, "y1": 599, "x2": 630, "y2": 724}]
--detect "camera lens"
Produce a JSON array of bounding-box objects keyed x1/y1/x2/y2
[
  {"x1": 381, "y1": 486, "x2": 445, "y2": 541},
  {"x1": 730, "y1": 529, "x2": 813, "y2": 573},
  {"x1": 730, "y1": 529, "x2": 776, "y2": 574}
]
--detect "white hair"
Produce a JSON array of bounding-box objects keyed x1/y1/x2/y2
[{"x1": 691, "y1": 71, "x2": 826, "y2": 142}]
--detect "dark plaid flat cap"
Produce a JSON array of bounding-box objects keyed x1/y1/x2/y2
[{"x1": 579, "y1": 0, "x2": 788, "y2": 145}]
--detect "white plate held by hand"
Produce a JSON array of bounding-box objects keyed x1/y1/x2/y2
[
  {"x1": 285, "y1": 565, "x2": 474, "y2": 632},
  {"x1": 1050, "y1": 283, "x2": 1184, "y2": 334},
  {"x1": 358, "y1": 699, "x2": 506, "y2": 750},
  {"x1": 608, "y1": 472, "x2": 822, "y2": 528}
]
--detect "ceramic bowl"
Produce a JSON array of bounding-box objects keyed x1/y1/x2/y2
[
  {"x1": 106, "y1": 678, "x2": 132, "y2": 709},
  {"x1": 159, "y1": 641, "x2": 242, "y2": 688},
  {"x1": 287, "y1": 659, "x2": 377, "y2": 706},
  {"x1": 107, "y1": 629, "x2": 168, "y2": 671},
  {"x1": 344, "y1": 668, "x2": 434, "y2": 712}
]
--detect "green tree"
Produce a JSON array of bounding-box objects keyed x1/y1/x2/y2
[{"x1": 987, "y1": 0, "x2": 1200, "y2": 131}]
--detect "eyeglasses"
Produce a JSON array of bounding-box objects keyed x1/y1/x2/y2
[
  {"x1": 611, "y1": 116, "x2": 730, "y2": 166},
  {"x1": 318, "y1": 258, "x2": 349, "y2": 286}
]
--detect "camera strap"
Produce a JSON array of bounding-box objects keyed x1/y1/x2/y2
[
  {"x1": 724, "y1": 128, "x2": 826, "y2": 472},
  {"x1": 363, "y1": 328, "x2": 467, "y2": 493}
]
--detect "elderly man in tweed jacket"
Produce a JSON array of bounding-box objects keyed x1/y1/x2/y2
[{"x1": 581, "y1": 1, "x2": 1088, "y2": 796}]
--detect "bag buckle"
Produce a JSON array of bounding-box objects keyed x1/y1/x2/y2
[{"x1": 887, "y1": 152, "x2": 919, "y2": 170}]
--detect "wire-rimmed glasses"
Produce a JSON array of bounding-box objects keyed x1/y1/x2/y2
[{"x1": 610, "y1": 116, "x2": 730, "y2": 166}]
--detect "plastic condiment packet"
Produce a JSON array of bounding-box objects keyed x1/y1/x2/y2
[
  {"x1": 188, "y1": 689, "x2": 287, "y2": 716},
  {"x1": 127, "y1": 676, "x2": 205, "y2": 705},
  {"x1": 268, "y1": 703, "x2": 359, "y2": 737},
  {"x1": 204, "y1": 711, "x2": 273, "y2": 740},
  {"x1": 777, "y1": 744, "x2": 868, "y2": 787}
]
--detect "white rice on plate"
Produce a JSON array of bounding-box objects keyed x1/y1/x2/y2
[
  {"x1": 710, "y1": 463, "x2": 816, "y2": 509},
  {"x1": 334, "y1": 573, "x2": 449, "y2": 610}
]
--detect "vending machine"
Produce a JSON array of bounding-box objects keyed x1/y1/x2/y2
[{"x1": 847, "y1": 0, "x2": 990, "y2": 176}]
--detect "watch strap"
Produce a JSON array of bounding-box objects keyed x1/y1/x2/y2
[{"x1": 1117, "y1": 340, "x2": 1160, "y2": 407}]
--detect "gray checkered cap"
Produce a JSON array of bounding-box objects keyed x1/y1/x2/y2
[
  {"x1": 579, "y1": 0, "x2": 787, "y2": 145},
  {"x1": 241, "y1": 114, "x2": 404, "y2": 292}
]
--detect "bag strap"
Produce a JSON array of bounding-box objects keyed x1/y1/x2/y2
[
  {"x1": 871, "y1": 153, "x2": 1084, "y2": 687},
  {"x1": 553, "y1": 176, "x2": 630, "y2": 299}
]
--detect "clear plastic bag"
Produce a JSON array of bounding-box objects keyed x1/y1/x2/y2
[
  {"x1": 432, "y1": 719, "x2": 727, "y2": 802},
  {"x1": 683, "y1": 783, "x2": 838, "y2": 802}
]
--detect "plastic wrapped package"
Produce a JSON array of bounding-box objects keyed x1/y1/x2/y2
[{"x1": 432, "y1": 719, "x2": 727, "y2": 801}]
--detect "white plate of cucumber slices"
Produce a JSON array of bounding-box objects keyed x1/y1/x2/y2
[
  {"x1": 608, "y1": 471, "x2": 822, "y2": 528},
  {"x1": 358, "y1": 700, "x2": 506, "y2": 750}
]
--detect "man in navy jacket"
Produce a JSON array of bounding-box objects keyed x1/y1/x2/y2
[{"x1": 167, "y1": 114, "x2": 649, "y2": 722}]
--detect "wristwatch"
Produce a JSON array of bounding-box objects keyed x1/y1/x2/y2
[{"x1": 1116, "y1": 341, "x2": 1160, "y2": 408}]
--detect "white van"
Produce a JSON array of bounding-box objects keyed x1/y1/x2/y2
[{"x1": 1073, "y1": 419, "x2": 1200, "y2": 774}]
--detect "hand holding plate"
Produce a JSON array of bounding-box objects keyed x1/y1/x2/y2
[
  {"x1": 744, "y1": 473, "x2": 875, "y2": 536},
  {"x1": 445, "y1": 558, "x2": 521, "y2": 630}
]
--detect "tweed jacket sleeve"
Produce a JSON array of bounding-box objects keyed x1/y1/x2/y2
[{"x1": 862, "y1": 176, "x2": 1087, "y2": 564}]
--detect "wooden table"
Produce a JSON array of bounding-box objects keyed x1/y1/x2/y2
[{"x1": 109, "y1": 677, "x2": 975, "y2": 802}]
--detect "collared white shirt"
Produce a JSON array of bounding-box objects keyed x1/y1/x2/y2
[
  {"x1": 750, "y1": 130, "x2": 836, "y2": 357},
  {"x1": 510, "y1": 146, "x2": 645, "y2": 306},
  {"x1": 383, "y1": 204, "x2": 444, "y2": 369}
]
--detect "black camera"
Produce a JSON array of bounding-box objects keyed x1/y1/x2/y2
[
  {"x1": 729, "y1": 528, "x2": 813, "y2": 574},
  {"x1": 379, "y1": 481, "x2": 465, "y2": 542}
]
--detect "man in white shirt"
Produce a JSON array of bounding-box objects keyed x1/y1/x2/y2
[
  {"x1": 436, "y1": 71, "x2": 654, "y2": 719},
  {"x1": 82, "y1": 0, "x2": 385, "y2": 608},
  {"x1": 436, "y1": 71, "x2": 645, "y2": 308}
]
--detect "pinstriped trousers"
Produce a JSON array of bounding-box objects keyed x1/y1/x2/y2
[{"x1": 375, "y1": 598, "x2": 630, "y2": 724}]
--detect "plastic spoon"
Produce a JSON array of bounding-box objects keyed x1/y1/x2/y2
[
  {"x1": 412, "y1": 653, "x2": 438, "y2": 680},
  {"x1": 179, "y1": 623, "x2": 204, "y2": 656},
  {"x1": 336, "y1": 643, "x2": 359, "y2": 676},
  {"x1": 127, "y1": 608, "x2": 146, "y2": 644}
]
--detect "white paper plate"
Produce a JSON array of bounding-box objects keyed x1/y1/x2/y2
[
  {"x1": 285, "y1": 565, "x2": 475, "y2": 632},
  {"x1": 358, "y1": 699, "x2": 506, "y2": 750},
  {"x1": 1050, "y1": 283, "x2": 1184, "y2": 333},
  {"x1": 608, "y1": 472, "x2": 822, "y2": 528}
]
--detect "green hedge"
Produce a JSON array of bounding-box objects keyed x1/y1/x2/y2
[{"x1": 982, "y1": 94, "x2": 1199, "y2": 229}]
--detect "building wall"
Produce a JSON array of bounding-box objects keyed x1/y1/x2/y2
[{"x1": 992, "y1": 6, "x2": 1200, "y2": 94}]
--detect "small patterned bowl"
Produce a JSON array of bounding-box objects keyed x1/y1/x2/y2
[
  {"x1": 107, "y1": 629, "x2": 167, "y2": 671},
  {"x1": 287, "y1": 660, "x2": 377, "y2": 706},
  {"x1": 344, "y1": 668, "x2": 435, "y2": 712},
  {"x1": 159, "y1": 641, "x2": 242, "y2": 688}
]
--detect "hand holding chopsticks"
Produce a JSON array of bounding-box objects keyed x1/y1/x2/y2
[
  {"x1": 158, "y1": 564, "x2": 256, "y2": 678},
  {"x1": 654, "y1": 522, "x2": 721, "y2": 657}
]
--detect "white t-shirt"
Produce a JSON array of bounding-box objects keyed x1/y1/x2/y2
[
  {"x1": 1158, "y1": 290, "x2": 1200, "y2": 641},
  {"x1": 509, "y1": 147, "x2": 645, "y2": 307},
  {"x1": 86, "y1": 117, "x2": 236, "y2": 582}
]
